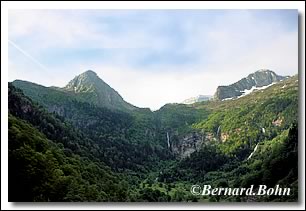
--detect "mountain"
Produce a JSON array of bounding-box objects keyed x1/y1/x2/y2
[
  {"x1": 62, "y1": 70, "x2": 136, "y2": 111},
  {"x1": 12, "y1": 80, "x2": 169, "y2": 175},
  {"x1": 8, "y1": 84, "x2": 129, "y2": 201},
  {"x1": 9, "y1": 70, "x2": 298, "y2": 202},
  {"x1": 163, "y1": 75, "x2": 298, "y2": 201},
  {"x1": 13, "y1": 70, "x2": 136, "y2": 112},
  {"x1": 182, "y1": 95, "x2": 212, "y2": 104},
  {"x1": 213, "y1": 69, "x2": 288, "y2": 101}
]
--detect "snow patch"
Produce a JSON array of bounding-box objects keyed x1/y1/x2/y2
[
  {"x1": 238, "y1": 82, "x2": 276, "y2": 99},
  {"x1": 222, "y1": 97, "x2": 234, "y2": 101}
]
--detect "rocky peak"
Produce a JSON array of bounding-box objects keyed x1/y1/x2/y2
[
  {"x1": 213, "y1": 69, "x2": 288, "y2": 101},
  {"x1": 63, "y1": 70, "x2": 136, "y2": 111},
  {"x1": 64, "y1": 70, "x2": 103, "y2": 93}
]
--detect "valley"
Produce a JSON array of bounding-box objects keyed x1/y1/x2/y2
[{"x1": 8, "y1": 69, "x2": 298, "y2": 202}]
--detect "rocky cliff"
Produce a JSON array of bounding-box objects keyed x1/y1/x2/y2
[{"x1": 214, "y1": 69, "x2": 288, "y2": 101}]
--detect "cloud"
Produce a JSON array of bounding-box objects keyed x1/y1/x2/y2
[
  {"x1": 8, "y1": 10, "x2": 298, "y2": 110},
  {"x1": 8, "y1": 10, "x2": 178, "y2": 51}
]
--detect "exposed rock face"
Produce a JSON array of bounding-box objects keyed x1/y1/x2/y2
[
  {"x1": 48, "y1": 105, "x2": 65, "y2": 116},
  {"x1": 171, "y1": 132, "x2": 204, "y2": 159},
  {"x1": 20, "y1": 104, "x2": 32, "y2": 113},
  {"x1": 220, "y1": 132, "x2": 230, "y2": 142},
  {"x1": 272, "y1": 117, "x2": 283, "y2": 126},
  {"x1": 204, "y1": 132, "x2": 216, "y2": 142},
  {"x1": 63, "y1": 70, "x2": 136, "y2": 111},
  {"x1": 235, "y1": 128, "x2": 242, "y2": 133},
  {"x1": 170, "y1": 129, "x2": 225, "y2": 158},
  {"x1": 213, "y1": 69, "x2": 288, "y2": 101}
]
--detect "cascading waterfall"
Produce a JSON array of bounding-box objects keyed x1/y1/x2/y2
[
  {"x1": 167, "y1": 132, "x2": 171, "y2": 148},
  {"x1": 247, "y1": 143, "x2": 259, "y2": 160},
  {"x1": 217, "y1": 125, "x2": 221, "y2": 137}
]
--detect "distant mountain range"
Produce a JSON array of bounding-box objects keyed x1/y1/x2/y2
[{"x1": 182, "y1": 95, "x2": 212, "y2": 104}]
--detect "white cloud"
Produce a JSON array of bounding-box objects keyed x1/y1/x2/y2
[
  {"x1": 8, "y1": 10, "x2": 175, "y2": 51},
  {"x1": 9, "y1": 10, "x2": 92, "y2": 48},
  {"x1": 8, "y1": 10, "x2": 298, "y2": 110}
]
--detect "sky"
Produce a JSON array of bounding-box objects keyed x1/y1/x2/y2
[{"x1": 8, "y1": 9, "x2": 298, "y2": 110}]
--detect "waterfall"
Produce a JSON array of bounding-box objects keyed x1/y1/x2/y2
[
  {"x1": 247, "y1": 143, "x2": 259, "y2": 160},
  {"x1": 217, "y1": 125, "x2": 221, "y2": 137},
  {"x1": 167, "y1": 132, "x2": 170, "y2": 148}
]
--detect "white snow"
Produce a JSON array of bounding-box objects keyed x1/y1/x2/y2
[
  {"x1": 222, "y1": 97, "x2": 234, "y2": 101},
  {"x1": 238, "y1": 82, "x2": 276, "y2": 99}
]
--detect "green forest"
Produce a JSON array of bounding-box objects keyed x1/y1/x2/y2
[{"x1": 8, "y1": 73, "x2": 298, "y2": 202}]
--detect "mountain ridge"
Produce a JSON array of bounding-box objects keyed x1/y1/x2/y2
[
  {"x1": 62, "y1": 70, "x2": 136, "y2": 111},
  {"x1": 213, "y1": 69, "x2": 288, "y2": 101},
  {"x1": 13, "y1": 70, "x2": 137, "y2": 112}
]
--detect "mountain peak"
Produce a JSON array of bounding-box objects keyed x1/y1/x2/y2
[
  {"x1": 64, "y1": 70, "x2": 102, "y2": 93},
  {"x1": 214, "y1": 69, "x2": 288, "y2": 101},
  {"x1": 78, "y1": 70, "x2": 100, "y2": 83},
  {"x1": 256, "y1": 69, "x2": 273, "y2": 73},
  {"x1": 63, "y1": 70, "x2": 136, "y2": 111},
  {"x1": 82, "y1": 70, "x2": 97, "y2": 76}
]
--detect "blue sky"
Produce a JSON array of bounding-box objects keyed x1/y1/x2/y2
[{"x1": 8, "y1": 9, "x2": 298, "y2": 110}]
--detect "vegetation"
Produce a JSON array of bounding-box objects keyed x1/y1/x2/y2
[
  {"x1": 9, "y1": 114, "x2": 129, "y2": 202},
  {"x1": 9, "y1": 74, "x2": 299, "y2": 202}
]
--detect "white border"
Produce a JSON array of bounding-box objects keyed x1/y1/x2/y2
[
  {"x1": 1, "y1": 1, "x2": 305, "y2": 210},
  {"x1": 0, "y1": 1, "x2": 305, "y2": 9}
]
